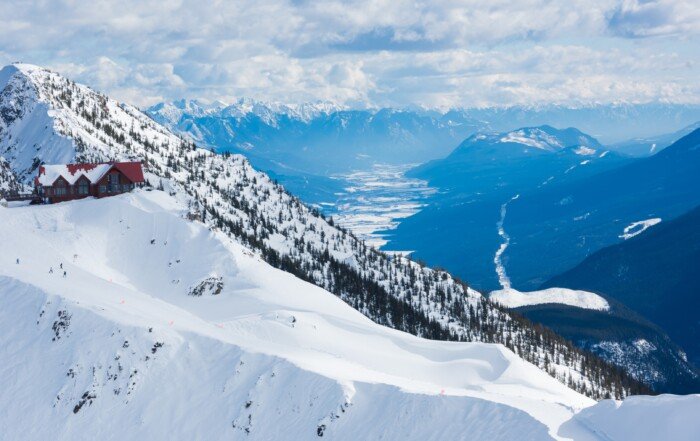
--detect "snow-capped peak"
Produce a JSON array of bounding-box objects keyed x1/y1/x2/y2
[
  {"x1": 150, "y1": 98, "x2": 228, "y2": 118},
  {"x1": 464, "y1": 125, "x2": 603, "y2": 153},
  {"x1": 499, "y1": 127, "x2": 565, "y2": 151},
  {"x1": 149, "y1": 97, "x2": 344, "y2": 126}
]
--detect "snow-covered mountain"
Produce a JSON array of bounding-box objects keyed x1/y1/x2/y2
[
  {"x1": 0, "y1": 62, "x2": 657, "y2": 405},
  {"x1": 407, "y1": 125, "x2": 616, "y2": 194},
  {"x1": 4, "y1": 191, "x2": 698, "y2": 440},
  {"x1": 0, "y1": 156, "x2": 23, "y2": 194},
  {"x1": 491, "y1": 125, "x2": 602, "y2": 153}
]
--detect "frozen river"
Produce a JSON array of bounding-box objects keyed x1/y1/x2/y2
[{"x1": 321, "y1": 164, "x2": 436, "y2": 249}]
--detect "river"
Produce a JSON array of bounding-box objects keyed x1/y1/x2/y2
[{"x1": 321, "y1": 164, "x2": 436, "y2": 250}]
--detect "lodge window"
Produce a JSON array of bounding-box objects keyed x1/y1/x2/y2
[
  {"x1": 99, "y1": 185, "x2": 106, "y2": 193},
  {"x1": 108, "y1": 173, "x2": 120, "y2": 192},
  {"x1": 78, "y1": 181, "x2": 89, "y2": 195},
  {"x1": 53, "y1": 180, "x2": 67, "y2": 196}
]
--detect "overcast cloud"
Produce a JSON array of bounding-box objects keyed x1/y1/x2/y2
[{"x1": 0, "y1": 0, "x2": 697, "y2": 108}]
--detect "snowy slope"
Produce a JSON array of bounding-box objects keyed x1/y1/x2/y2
[
  {"x1": 569, "y1": 394, "x2": 700, "y2": 441},
  {"x1": 0, "y1": 65, "x2": 79, "y2": 179},
  {"x1": 0, "y1": 63, "x2": 648, "y2": 400},
  {"x1": 0, "y1": 191, "x2": 594, "y2": 440},
  {"x1": 0, "y1": 156, "x2": 23, "y2": 193},
  {"x1": 2, "y1": 192, "x2": 697, "y2": 440},
  {"x1": 490, "y1": 288, "x2": 610, "y2": 311},
  {"x1": 619, "y1": 218, "x2": 661, "y2": 240}
]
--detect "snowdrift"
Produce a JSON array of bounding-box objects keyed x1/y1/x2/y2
[{"x1": 490, "y1": 288, "x2": 609, "y2": 311}]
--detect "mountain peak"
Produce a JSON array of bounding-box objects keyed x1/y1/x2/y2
[
  {"x1": 0, "y1": 63, "x2": 45, "y2": 91},
  {"x1": 460, "y1": 125, "x2": 601, "y2": 154},
  {"x1": 1, "y1": 63, "x2": 61, "y2": 90}
]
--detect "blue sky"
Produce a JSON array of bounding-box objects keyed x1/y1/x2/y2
[{"x1": 0, "y1": 0, "x2": 698, "y2": 108}]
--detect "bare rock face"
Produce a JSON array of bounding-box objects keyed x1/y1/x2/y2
[{"x1": 188, "y1": 276, "x2": 224, "y2": 297}]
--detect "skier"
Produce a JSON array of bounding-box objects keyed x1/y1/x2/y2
[
  {"x1": 63, "y1": 271, "x2": 67, "y2": 278},
  {"x1": 16, "y1": 258, "x2": 19, "y2": 264},
  {"x1": 49, "y1": 267, "x2": 53, "y2": 274},
  {"x1": 60, "y1": 263, "x2": 63, "y2": 269}
]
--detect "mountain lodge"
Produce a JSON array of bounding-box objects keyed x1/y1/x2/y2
[{"x1": 35, "y1": 161, "x2": 145, "y2": 203}]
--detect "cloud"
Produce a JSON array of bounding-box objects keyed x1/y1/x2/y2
[
  {"x1": 607, "y1": 0, "x2": 700, "y2": 37},
  {"x1": 0, "y1": 0, "x2": 697, "y2": 107}
]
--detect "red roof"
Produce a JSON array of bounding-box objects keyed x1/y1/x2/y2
[
  {"x1": 35, "y1": 161, "x2": 145, "y2": 186},
  {"x1": 111, "y1": 162, "x2": 145, "y2": 183},
  {"x1": 66, "y1": 163, "x2": 102, "y2": 175}
]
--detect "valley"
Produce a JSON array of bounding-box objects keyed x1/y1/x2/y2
[{"x1": 319, "y1": 163, "x2": 436, "y2": 249}]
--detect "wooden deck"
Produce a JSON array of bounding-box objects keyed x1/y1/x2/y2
[{"x1": 0, "y1": 192, "x2": 41, "y2": 203}]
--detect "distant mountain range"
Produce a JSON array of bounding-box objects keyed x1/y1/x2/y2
[
  {"x1": 147, "y1": 100, "x2": 700, "y2": 204},
  {"x1": 147, "y1": 99, "x2": 477, "y2": 173},
  {"x1": 147, "y1": 100, "x2": 478, "y2": 203},
  {"x1": 443, "y1": 104, "x2": 700, "y2": 144}
]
